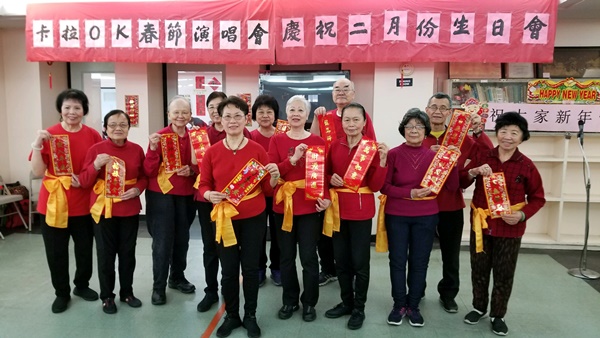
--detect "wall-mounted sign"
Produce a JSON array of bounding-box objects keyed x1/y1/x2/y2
[
  {"x1": 396, "y1": 78, "x2": 413, "y2": 87},
  {"x1": 527, "y1": 78, "x2": 600, "y2": 104}
]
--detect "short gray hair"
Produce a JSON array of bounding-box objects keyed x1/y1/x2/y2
[{"x1": 286, "y1": 95, "x2": 311, "y2": 113}]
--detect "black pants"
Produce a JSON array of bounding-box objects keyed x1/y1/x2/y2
[
  {"x1": 218, "y1": 212, "x2": 266, "y2": 315},
  {"x1": 470, "y1": 231, "x2": 521, "y2": 318},
  {"x1": 436, "y1": 209, "x2": 464, "y2": 300},
  {"x1": 94, "y1": 215, "x2": 139, "y2": 300},
  {"x1": 332, "y1": 219, "x2": 372, "y2": 311},
  {"x1": 41, "y1": 215, "x2": 95, "y2": 298},
  {"x1": 276, "y1": 212, "x2": 321, "y2": 307},
  {"x1": 196, "y1": 200, "x2": 219, "y2": 295},
  {"x1": 259, "y1": 197, "x2": 279, "y2": 271},
  {"x1": 145, "y1": 190, "x2": 195, "y2": 291},
  {"x1": 317, "y1": 212, "x2": 336, "y2": 275}
]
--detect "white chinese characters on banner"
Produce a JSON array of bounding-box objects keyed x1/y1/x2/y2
[{"x1": 484, "y1": 103, "x2": 600, "y2": 133}]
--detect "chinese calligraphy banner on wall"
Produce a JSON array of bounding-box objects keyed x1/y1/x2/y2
[
  {"x1": 527, "y1": 78, "x2": 600, "y2": 104},
  {"x1": 26, "y1": 0, "x2": 556, "y2": 64},
  {"x1": 484, "y1": 103, "x2": 600, "y2": 133},
  {"x1": 26, "y1": 0, "x2": 274, "y2": 64},
  {"x1": 273, "y1": 0, "x2": 557, "y2": 64}
]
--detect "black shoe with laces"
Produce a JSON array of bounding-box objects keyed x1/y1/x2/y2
[
  {"x1": 73, "y1": 287, "x2": 99, "y2": 301},
  {"x1": 167, "y1": 277, "x2": 196, "y2": 294},
  {"x1": 491, "y1": 317, "x2": 508, "y2": 336},
  {"x1": 278, "y1": 304, "x2": 299, "y2": 319},
  {"x1": 302, "y1": 305, "x2": 316, "y2": 322},
  {"x1": 216, "y1": 313, "x2": 242, "y2": 338},
  {"x1": 102, "y1": 298, "x2": 117, "y2": 314},
  {"x1": 325, "y1": 303, "x2": 353, "y2": 318},
  {"x1": 243, "y1": 313, "x2": 262, "y2": 338},
  {"x1": 347, "y1": 309, "x2": 365, "y2": 330},
  {"x1": 318, "y1": 272, "x2": 338, "y2": 286}
]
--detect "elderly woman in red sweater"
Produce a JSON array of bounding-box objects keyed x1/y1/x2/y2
[
  {"x1": 323, "y1": 102, "x2": 388, "y2": 330},
  {"x1": 144, "y1": 96, "x2": 198, "y2": 306},
  {"x1": 269, "y1": 95, "x2": 331, "y2": 323},
  {"x1": 79, "y1": 109, "x2": 148, "y2": 314},
  {"x1": 461, "y1": 112, "x2": 545, "y2": 336},
  {"x1": 199, "y1": 96, "x2": 279, "y2": 338}
]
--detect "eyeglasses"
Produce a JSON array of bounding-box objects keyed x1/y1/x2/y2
[
  {"x1": 427, "y1": 105, "x2": 449, "y2": 113},
  {"x1": 333, "y1": 88, "x2": 353, "y2": 94},
  {"x1": 222, "y1": 114, "x2": 246, "y2": 122},
  {"x1": 404, "y1": 124, "x2": 425, "y2": 131},
  {"x1": 107, "y1": 123, "x2": 129, "y2": 129}
]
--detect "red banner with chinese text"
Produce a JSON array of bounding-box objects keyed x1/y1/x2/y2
[
  {"x1": 274, "y1": 0, "x2": 556, "y2": 64},
  {"x1": 221, "y1": 158, "x2": 268, "y2": 206},
  {"x1": 420, "y1": 146, "x2": 460, "y2": 195},
  {"x1": 305, "y1": 146, "x2": 325, "y2": 200},
  {"x1": 160, "y1": 133, "x2": 182, "y2": 174},
  {"x1": 26, "y1": 0, "x2": 556, "y2": 64},
  {"x1": 343, "y1": 139, "x2": 377, "y2": 192},
  {"x1": 483, "y1": 172, "x2": 512, "y2": 219},
  {"x1": 26, "y1": 0, "x2": 274, "y2": 64},
  {"x1": 49, "y1": 135, "x2": 73, "y2": 176},
  {"x1": 105, "y1": 156, "x2": 126, "y2": 198},
  {"x1": 319, "y1": 114, "x2": 337, "y2": 153},
  {"x1": 441, "y1": 110, "x2": 471, "y2": 148}
]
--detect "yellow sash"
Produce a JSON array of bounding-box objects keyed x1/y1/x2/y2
[
  {"x1": 193, "y1": 174, "x2": 201, "y2": 189},
  {"x1": 374, "y1": 193, "x2": 435, "y2": 252},
  {"x1": 275, "y1": 179, "x2": 306, "y2": 232},
  {"x1": 90, "y1": 178, "x2": 138, "y2": 223},
  {"x1": 323, "y1": 187, "x2": 373, "y2": 237},
  {"x1": 157, "y1": 163, "x2": 174, "y2": 194},
  {"x1": 375, "y1": 194, "x2": 388, "y2": 252},
  {"x1": 43, "y1": 172, "x2": 72, "y2": 228},
  {"x1": 211, "y1": 187, "x2": 263, "y2": 247},
  {"x1": 471, "y1": 201, "x2": 526, "y2": 253}
]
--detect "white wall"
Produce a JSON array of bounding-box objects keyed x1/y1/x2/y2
[
  {"x1": 555, "y1": 18, "x2": 600, "y2": 47},
  {"x1": 1, "y1": 28, "x2": 43, "y2": 185}
]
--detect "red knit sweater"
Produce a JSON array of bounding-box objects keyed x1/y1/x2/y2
[
  {"x1": 79, "y1": 139, "x2": 148, "y2": 217},
  {"x1": 199, "y1": 140, "x2": 273, "y2": 220},
  {"x1": 326, "y1": 136, "x2": 387, "y2": 220},
  {"x1": 268, "y1": 133, "x2": 329, "y2": 215}
]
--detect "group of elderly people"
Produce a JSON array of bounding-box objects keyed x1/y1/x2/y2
[{"x1": 30, "y1": 80, "x2": 544, "y2": 337}]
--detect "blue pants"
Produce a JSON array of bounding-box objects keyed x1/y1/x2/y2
[{"x1": 385, "y1": 213, "x2": 438, "y2": 309}]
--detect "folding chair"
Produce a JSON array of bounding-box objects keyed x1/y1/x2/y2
[{"x1": 0, "y1": 175, "x2": 29, "y2": 239}]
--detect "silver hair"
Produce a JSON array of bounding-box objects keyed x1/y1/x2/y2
[
  {"x1": 286, "y1": 95, "x2": 311, "y2": 113},
  {"x1": 167, "y1": 95, "x2": 192, "y2": 112}
]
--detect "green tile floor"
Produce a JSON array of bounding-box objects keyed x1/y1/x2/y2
[{"x1": 1, "y1": 224, "x2": 600, "y2": 338}]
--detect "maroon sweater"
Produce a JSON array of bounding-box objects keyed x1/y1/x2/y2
[
  {"x1": 79, "y1": 139, "x2": 148, "y2": 217},
  {"x1": 381, "y1": 143, "x2": 458, "y2": 217},
  {"x1": 460, "y1": 147, "x2": 546, "y2": 238},
  {"x1": 326, "y1": 136, "x2": 387, "y2": 220},
  {"x1": 268, "y1": 133, "x2": 329, "y2": 215},
  {"x1": 144, "y1": 125, "x2": 196, "y2": 196}
]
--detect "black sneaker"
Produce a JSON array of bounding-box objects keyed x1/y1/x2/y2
[
  {"x1": 216, "y1": 313, "x2": 242, "y2": 338},
  {"x1": 318, "y1": 272, "x2": 338, "y2": 286},
  {"x1": 73, "y1": 287, "x2": 99, "y2": 301},
  {"x1": 167, "y1": 277, "x2": 196, "y2": 294},
  {"x1": 102, "y1": 298, "x2": 117, "y2": 314},
  {"x1": 51, "y1": 296, "x2": 71, "y2": 313},
  {"x1": 197, "y1": 293, "x2": 219, "y2": 312},
  {"x1": 386, "y1": 306, "x2": 406, "y2": 325},
  {"x1": 347, "y1": 309, "x2": 365, "y2": 330},
  {"x1": 302, "y1": 305, "x2": 316, "y2": 322},
  {"x1": 439, "y1": 297, "x2": 458, "y2": 313},
  {"x1": 278, "y1": 304, "x2": 299, "y2": 320},
  {"x1": 243, "y1": 313, "x2": 262, "y2": 338},
  {"x1": 491, "y1": 317, "x2": 508, "y2": 336},
  {"x1": 270, "y1": 270, "x2": 282, "y2": 286},
  {"x1": 325, "y1": 303, "x2": 353, "y2": 318},
  {"x1": 151, "y1": 289, "x2": 166, "y2": 305},
  {"x1": 464, "y1": 309, "x2": 487, "y2": 324},
  {"x1": 407, "y1": 308, "x2": 424, "y2": 327}
]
